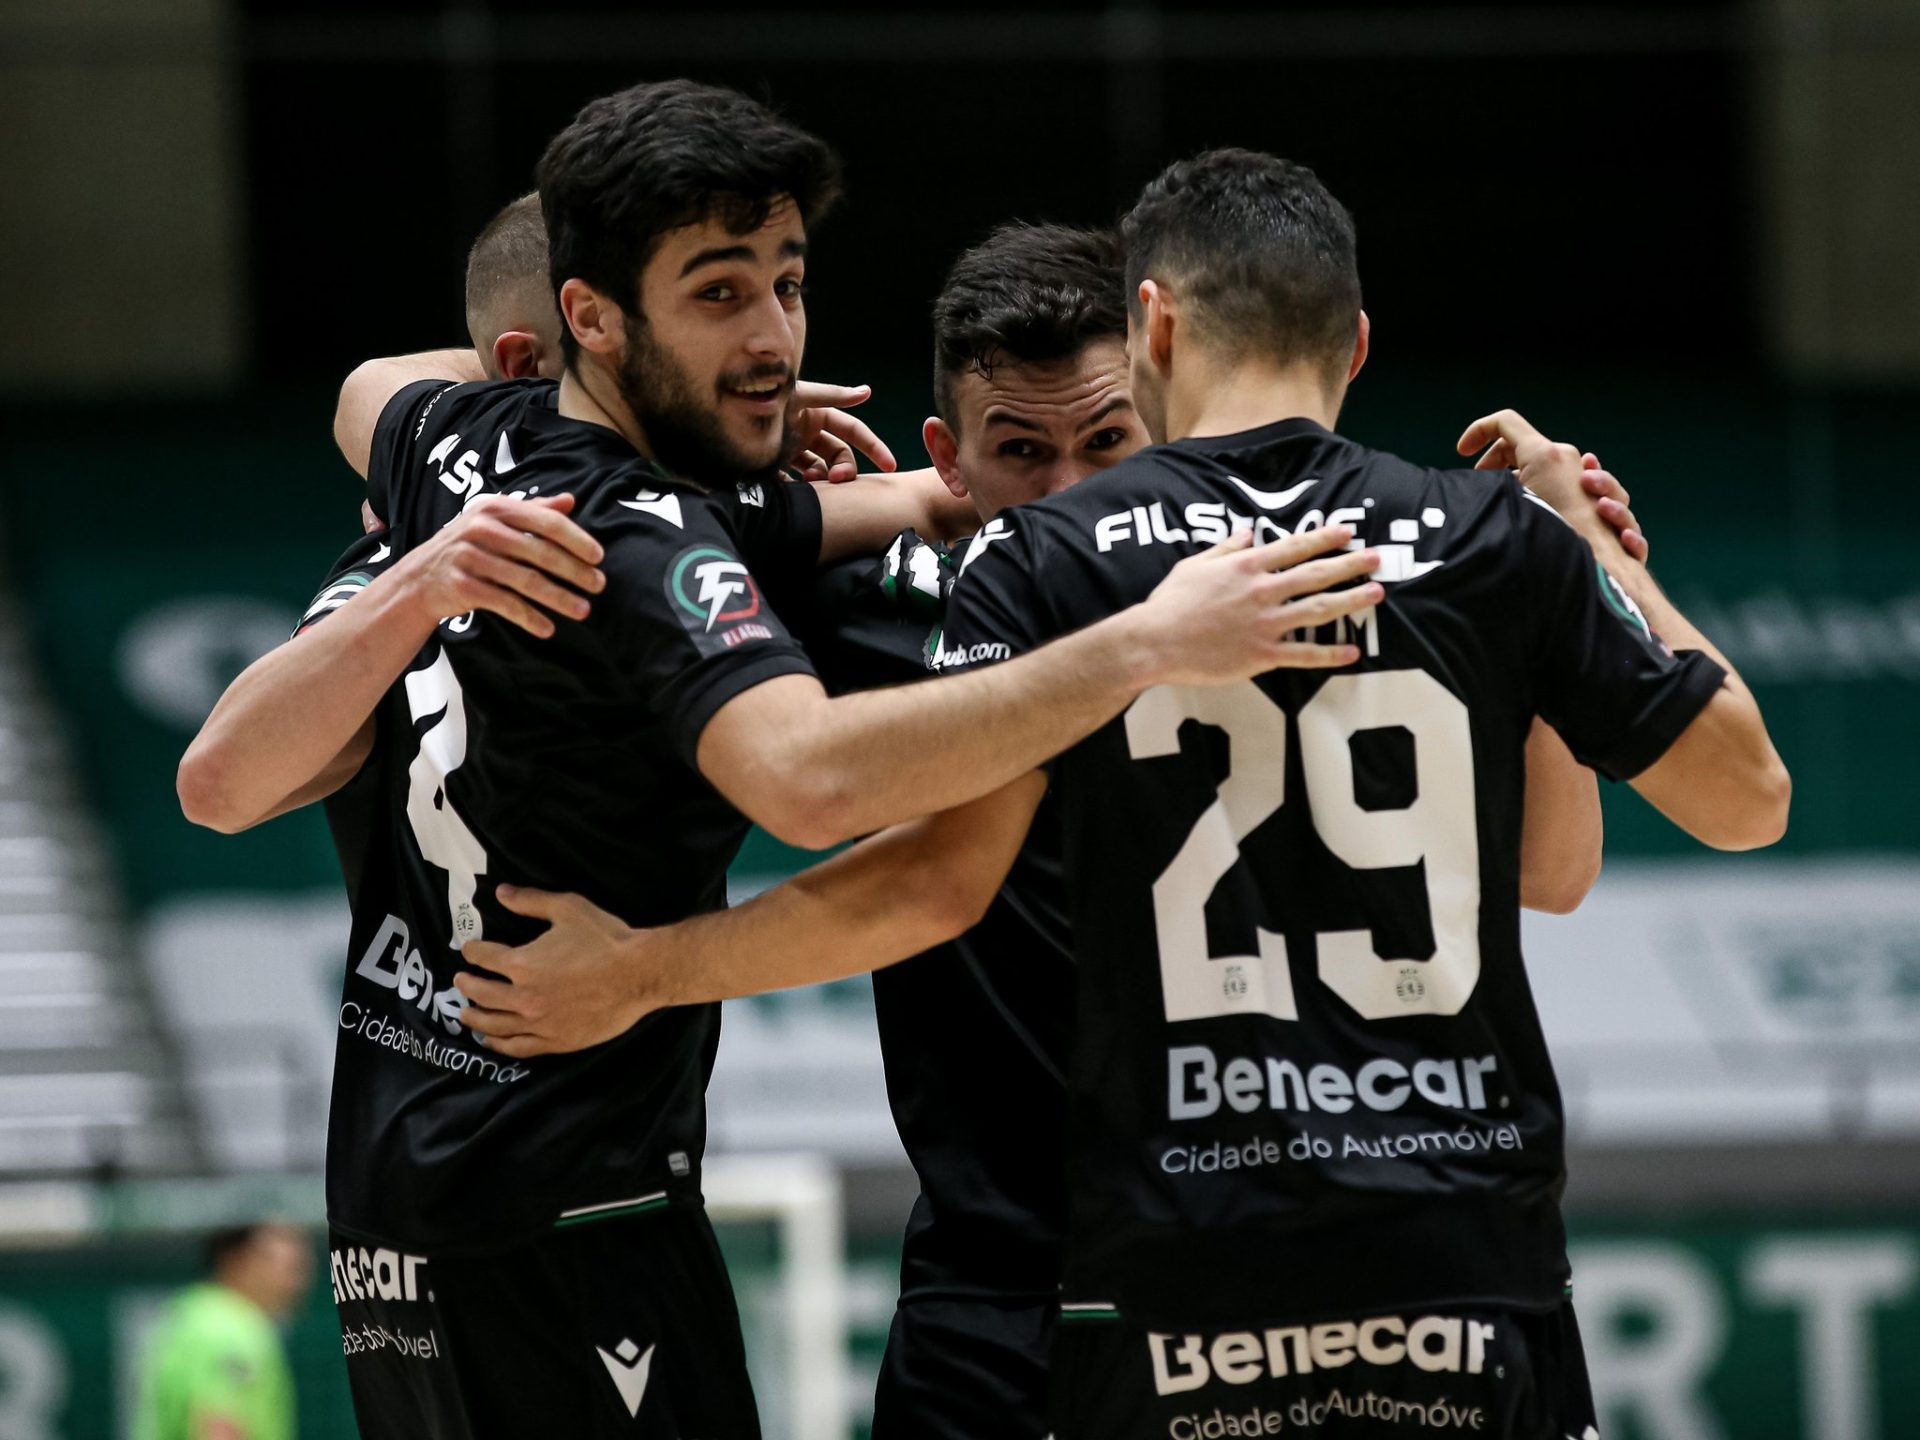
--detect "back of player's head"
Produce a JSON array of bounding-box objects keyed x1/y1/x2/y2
[
  {"x1": 535, "y1": 79, "x2": 843, "y2": 366},
  {"x1": 464, "y1": 191, "x2": 554, "y2": 360},
  {"x1": 1122, "y1": 149, "x2": 1360, "y2": 386},
  {"x1": 932, "y1": 222, "x2": 1126, "y2": 426}
]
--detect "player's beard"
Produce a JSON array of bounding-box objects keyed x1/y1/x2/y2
[{"x1": 615, "y1": 315, "x2": 789, "y2": 487}]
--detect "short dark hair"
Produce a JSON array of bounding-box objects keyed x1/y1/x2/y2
[
  {"x1": 464, "y1": 191, "x2": 551, "y2": 348},
  {"x1": 536, "y1": 80, "x2": 842, "y2": 365},
  {"x1": 932, "y1": 222, "x2": 1126, "y2": 425},
  {"x1": 205, "y1": 1223, "x2": 265, "y2": 1274},
  {"x1": 1121, "y1": 148, "x2": 1360, "y2": 384}
]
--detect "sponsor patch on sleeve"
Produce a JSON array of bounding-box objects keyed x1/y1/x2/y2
[{"x1": 664, "y1": 544, "x2": 776, "y2": 654}]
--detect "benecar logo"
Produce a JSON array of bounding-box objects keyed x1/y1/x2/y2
[
  {"x1": 1149, "y1": 1312, "x2": 1495, "y2": 1395},
  {"x1": 597, "y1": 1338, "x2": 655, "y2": 1418}
]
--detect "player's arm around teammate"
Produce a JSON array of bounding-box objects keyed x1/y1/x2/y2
[{"x1": 177, "y1": 493, "x2": 606, "y2": 832}]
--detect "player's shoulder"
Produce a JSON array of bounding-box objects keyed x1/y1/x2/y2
[
  {"x1": 394, "y1": 375, "x2": 552, "y2": 439},
  {"x1": 573, "y1": 466, "x2": 763, "y2": 567}
]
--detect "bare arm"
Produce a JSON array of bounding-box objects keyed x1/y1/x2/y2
[
  {"x1": 1460, "y1": 411, "x2": 1789, "y2": 852},
  {"x1": 334, "y1": 348, "x2": 486, "y2": 480},
  {"x1": 178, "y1": 496, "x2": 605, "y2": 833},
  {"x1": 814, "y1": 466, "x2": 978, "y2": 558},
  {"x1": 1602, "y1": 554, "x2": 1789, "y2": 850},
  {"x1": 697, "y1": 528, "x2": 1383, "y2": 849},
  {"x1": 455, "y1": 774, "x2": 1049, "y2": 1057},
  {"x1": 1517, "y1": 719, "x2": 1602, "y2": 914}
]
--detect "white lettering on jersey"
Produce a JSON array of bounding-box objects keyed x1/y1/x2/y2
[
  {"x1": 1167, "y1": 1044, "x2": 1499, "y2": 1120},
  {"x1": 1148, "y1": 1313, "x2": 1495, "y2": 1395}
]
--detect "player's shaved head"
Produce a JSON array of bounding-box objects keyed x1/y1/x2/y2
[
  {"x1": 464, "y1": 191, "x2": 557, "y2": 369},
  {"x1": 1122, "y1": 149, "x2": 1361, "y2": 388},
  {"x1": 535, "y1": 79, "x2": 842, "y2": 367},
  {"x1": 931, "y1": 223, "x2": 1126, "y2": 429}
]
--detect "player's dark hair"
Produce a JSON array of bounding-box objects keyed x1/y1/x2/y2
[
  {"x1": 204, "y1": 1223, "x2": 265, "y2": 1274},
  {"x1": 464, "y1": 190, "x2": 551, "y2": 346},
  {"x1": 536, "y1": 79, "x2": 843, "y2": 366},
  {"x1": 931, "y1": 222, "x2": 1126, "y2": 426},
  {"x1": 1121, "y1": 148, "x2": 1360, "y2": 385}
]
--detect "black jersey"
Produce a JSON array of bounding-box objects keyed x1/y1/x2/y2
[
  {"x1": 333, "y1": 377, "x2": 823, "y2": 1252},
  {"x1": 296, "y1": 530, "x2": 400, "y2": 913},
  {"x1": 938, "y1": 417, "x2": 1727, "y2": 1328},
  {"x1": 783, "y1": 540, "x2": 1075, "y2": 1300}
]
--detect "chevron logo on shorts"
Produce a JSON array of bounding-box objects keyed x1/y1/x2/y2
[{"x1": 597, "y1": 1338, "x2": 655, "y2": 1418}]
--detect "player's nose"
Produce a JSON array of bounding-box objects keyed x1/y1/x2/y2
[{"x1": 743, "y1": 288, "x2": 797, "y2": 360}]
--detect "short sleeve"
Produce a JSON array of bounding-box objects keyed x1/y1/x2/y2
[
  {"x1": 293, "y1": 531, "x2": 397, "y2": 638},
  {"x1": 1516, "y1": 488, "x2": 1727, "y2": 781},
  {"x1": 932, "y1": 515, "x2": 1050, "y2": 673},
  {"x1": 586, "y1": 486, "x2": 818, "y2": 766},
  {"x1": 366, "y1": 378, "x2": 464, "y2": 525},
  {"x1": 712, "y1": 477, "x2": 824, "y2": 624}
]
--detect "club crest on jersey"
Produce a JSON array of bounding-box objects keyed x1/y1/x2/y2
[{"x1": 665, "y1": 545, "x2": 773, "y2": 652}]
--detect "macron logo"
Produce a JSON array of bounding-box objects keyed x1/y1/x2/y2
[
  {"x1": 619, "y1": 489, "x2": 684, "y2": 528},
  {"x1": 597, "y1": 1338, "x2": 655, "y2": 1418},
  {"x1": 1225, "y1": 475, "x2": 1317, "y2": 511}
]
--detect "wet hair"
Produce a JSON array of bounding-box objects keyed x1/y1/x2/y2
[
  {"x1": 1121, "y1": 148, "x2": 1360, "y2": 385},
  {"x1": 536, "y1": 79, "x2": 842, "y2": 365},
  {"x1": 463, "y1": 191, "x2": 552, "y2": 352},
  {"x1": 931, "y1": 222, "x2": 1126, "y2": 426}
]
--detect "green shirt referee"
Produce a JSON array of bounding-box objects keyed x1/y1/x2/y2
[{"x1": 135, "y1": 1222, "x2": 311, "y2": 1440}]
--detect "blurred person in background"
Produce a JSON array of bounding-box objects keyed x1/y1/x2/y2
[{"x1": 134, "y1": 1222, "x2": 311, "y2": 1440}]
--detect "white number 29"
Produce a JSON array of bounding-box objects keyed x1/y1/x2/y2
[
  {"x1": 1124, "y1": 670, "x2": 1481, "y2": 1024},
  {"x1": 404, "y1": 649, "x2": 489, "y2": 948}
]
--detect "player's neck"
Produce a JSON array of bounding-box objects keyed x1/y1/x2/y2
[
  {"x1": 1169, "y1": 361, "x2": 1341, "y2": 444},
  {"x1": 556, "y1": 366, "x2": 656, "y2": 460}
]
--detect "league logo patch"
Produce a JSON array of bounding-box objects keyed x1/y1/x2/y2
[
  {"x1": 665, "y1": 545, "x2": 773, "y2": 652},
  {"x1": 1596, "y1": 560, "x2": 1655, "y2": 642}
]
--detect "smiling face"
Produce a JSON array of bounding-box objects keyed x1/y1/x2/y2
[
  {"x1": 614, "y1": 198, "x2": 809, "y2": 482},
  {"x1": 927, "y1": 338, "x2": 1146, "y2": 521}
]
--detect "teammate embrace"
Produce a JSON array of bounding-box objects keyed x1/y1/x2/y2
[{"x1": 184, "y1": 78, "x2": 1788, "y2": 1440}]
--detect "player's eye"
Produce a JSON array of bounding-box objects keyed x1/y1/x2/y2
[
  {"x1": 1086, "y1": 428, "x2": 1128, "y2": 451},
  {"x1": 697, "y1": 283, "x2": 735, "y2": 303},
  {"x1": 997, "y1": 439, "x2": 1042, "y2": 460},
  {"x1": 775, "y1": 277, "x2": 807, "y2": 302}
]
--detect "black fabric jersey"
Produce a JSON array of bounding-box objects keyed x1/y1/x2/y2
[
  {"x1": 938, "y1": 417, "x2": 1727, "y2": 1328},
  {"x1": 297, "y1": 530, "x2": 400, "y2": 914},
  {"x1": 782, "y1": 545, "x2": 1075, "y2": 1300},
  {"x1": 333, "y1": 377, "x2": 823, "y2": 1252}
]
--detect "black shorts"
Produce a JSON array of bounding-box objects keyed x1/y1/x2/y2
[
  {"x1": 871, "y1": 1294, "x2": 1054, "y2": 1440},
  {"x1": 1049, "y1": 1301, "x2": 1597, "y2": 1440},
  {"x1": 330, "y1": 1204, "x2": 759, "y2": 1440}
]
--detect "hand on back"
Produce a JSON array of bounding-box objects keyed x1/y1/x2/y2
[{"x1": 390, "y1": 492, "x2": 607, "y2": 639}]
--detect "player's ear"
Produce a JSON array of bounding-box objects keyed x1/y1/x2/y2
[
  {"x1": 492, "y1": 330, "x2": 542, "y2": 381},
  {"x1": 1347, "y1": 310, "x2": 1370, "y2": 383},
  {"x1": 1139, "y1": 280, "x2": 1176, "y2": 372},
  {"x1": 559, "y1": 279, "x2": 623, "y2": 362},
  {"x1": 923, "y1": 416, "x2": 968, "y2": 500}
]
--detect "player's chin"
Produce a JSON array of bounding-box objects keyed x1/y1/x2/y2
[{"x1": 721, "y1": 413, "x2": 785, "y2": 467}]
